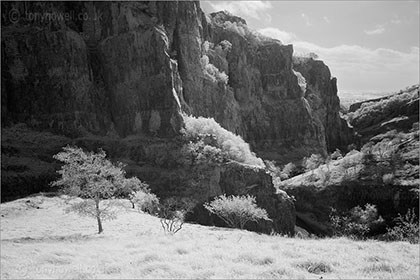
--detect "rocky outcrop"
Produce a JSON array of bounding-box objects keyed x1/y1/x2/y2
[
  {"x1": 1, "y1": 2, "x2": 353, "y2": 160},
  {"x1": 1, "y1": 2, "x2": 184, "y2": 137},
  {"x1": 293, "y1": 58, "x2": 355, "y2": 153},
  {"x1": 348, "y1": 85, "x2": 419, "y2": 144}
]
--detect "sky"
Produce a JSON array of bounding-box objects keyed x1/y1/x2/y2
[{"x1": 201, "y1": 1, "x2": 420, "y2": 95}]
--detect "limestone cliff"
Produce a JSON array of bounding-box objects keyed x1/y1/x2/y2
[
  {"x1": 2, "y1": 2, "x2": 353, "y2": 162},
  {"x1": 2, "y1": 1, "x2": 354, "y2": 234}
]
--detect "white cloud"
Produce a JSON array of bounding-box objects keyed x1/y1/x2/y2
[
  {"x1": 208, "y1": 1, "x2": 272, "y2": 20},
  {"x1": 323, "y1": 16, "x2": 330, "y2": 24},
  {"x1": 258, "y1": 28, "x2": 297, "y2": 44},
  {"x1": 364, "y1": 24, "x2": 386, "y2": 35},
  {"x1": 301, "y1": 13, "x2": 312, "y2": 26},
  {"x1": 257, "y1": 27, "x2": 419, "y2": 92},
  {"x1": 294, "y1": 42, "x2": 419, "y2": 92}
]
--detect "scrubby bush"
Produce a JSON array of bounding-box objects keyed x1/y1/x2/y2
[
  {"x1": 384, "y1": 209, "x2": 419, "y2": 244},
  {"x1": 52, "y1": 146, "x2": 145, "y2": 234},
  {"x1": 182, "y1": 115, "x2": 264, "y2": 167},
  {"x1": 330, "y1": 149, "x2": 343, "y2": 160},
  {"x1": 204, "y1": 194, "x2": 271, "y2": 229},
  {"x1": 382, "y1": 173, "x2": 394, "y2": 185},
  {"x1": 200, "y1": 55, "x2": 228, "y2": 84},
  {"x1": 304, "y1": 154, "x2": 324, "y2": 174},
  {"x1": 115, "y1": 177, "x2": 150, "y2": 208},
  {"x1": 281, "y1": 162, "x2": 297, "y2": 179},
  {"x1": 361, "y1": 139, "x2": 403, "y2": 182},
  {"x1": 330, "y1": 204, "x2": 384, "y2": 239},
  {"x1": 293, "y1": 70, "x2": 307, "y2": 93},
  {"x1": 158, "y1": 197, "x2": 195, "y2": 234},
  {"x1": 265, "y1": 160, "x2": 282, "y2": 186},
  {"x1": 132, "y1": 190, "x2": 159, "y2": 215}
]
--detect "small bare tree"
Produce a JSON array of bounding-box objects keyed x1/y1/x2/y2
[
  {"x1": 158, "y1": 197, "x2": 195, "y2": 234},
  {"x1": 52, "y1": 146, "x2": 141, "y2": 234}
]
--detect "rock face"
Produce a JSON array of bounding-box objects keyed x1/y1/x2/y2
[
  {"x1": 2, "y1": 2, "x2": 184, "y2": 137},
  {"x1": 293, "y1": 58, "x2": 355, "y2": 153},
  {"x1": 348, "y1": 85, "x2": 419, "y2": 144},
  {"x1": 2, "y1": 2, "x2": 354, "y2": 161},
  {"x1": 1, "y1": 1, "x2": 354, "y2": 234}
]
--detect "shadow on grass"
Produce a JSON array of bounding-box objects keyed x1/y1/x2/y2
[{"x1": 2, "y1": 233, "x2": 101, "y2": 243}]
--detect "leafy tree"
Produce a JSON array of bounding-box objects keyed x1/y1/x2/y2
[
  {"x1": 52, "y1": 146, "x2": 141, "y2": 234},
  {"x1": 204, "y1": 195, "x2": 271, "y2": 229}
]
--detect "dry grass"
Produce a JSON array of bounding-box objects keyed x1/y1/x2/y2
[{"x1": 1, "y1": 195, "x2": 419, "y2": 279}]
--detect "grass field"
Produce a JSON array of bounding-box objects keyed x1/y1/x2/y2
[{"x1": 1, "y1": 195, "x2": 419, "y2": 279}]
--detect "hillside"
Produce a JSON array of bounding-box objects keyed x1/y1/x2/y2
[
  {"x1": 279, "y1": 84, "x2": 419, "y2": 236},
  {"x1": 348, "y1": 84, "x2": 419, "y2": 144},
  {"x1": 1, "y1": 195, "x2": 419, "y2": 279}
]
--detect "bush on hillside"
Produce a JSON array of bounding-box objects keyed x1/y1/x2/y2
[
  {"x1": 304, "y1": 154, "x2": 324, "y2": 174},
  {"x1": 265, "y1": 160, "x2": 282, "y2": 186},
  {"x1": 204, "y1": 194, "x2": 271, "y2": 229},
  {"x1": 330, "y1": 149, "x2": 343, "y2": 160},
  {"x1": 158, "y1": 197, "x2": 195, "y2": 234},
  {"x1": 182, "y1": 115, "x2": 264, "y2": 167},
  {"x1": 115, "y1": 177, "x2": 150, "y2": 208},
  {"x1": 361, "y1": 139, "x2": 403, "y2": 182},
  {"x1": 384, "y1": 209, "x2": 419, "y2": 244},
  {"x1": 330, "y1": 204, "x2": 384, "y2": 239},
  {"x1": 200, "y1": 54, "x2": 228, "y2": 84},
  {"x1": 132, "y1": 190, "x2": 159, "y2": 215}
]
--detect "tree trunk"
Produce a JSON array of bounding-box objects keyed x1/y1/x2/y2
[{"x1": 95, "y1": 198, "x2": 103, "y2": 234}]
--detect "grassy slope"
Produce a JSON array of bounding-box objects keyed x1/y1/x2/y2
[{"x1": 1, "y1": 195, "x2": 418, "y2": 279}]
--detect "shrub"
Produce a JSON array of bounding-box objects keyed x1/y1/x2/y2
[
  {"x1": 361, "y1": 140, "x2": 403, "y2": 181},
  {"x1": 204, "y1": 194, "x2": 271, "y2": 229},
  {"x1": 330, "y1": 149, "x2": 343, "y2": 160},
  {"x1": 132, "y1": 190, "x2": 159, "y2": 215},
  {"x1": 282, "y1": 162, "x2": 297, "y2": 179},
  {"x1": 158, "y1": 197, "x2": 195, "y2": 234},
  {"x1": 265, "y1": 160, "x2": 282, "y2": 185},
  {"x1": 293, "y1": 70, "x2": 307, "y2": 93},
  {"x1": 181, "y1": 138, "x2": 227, "y2": 165},
  {"x1": 115, "y1": 177, "x2": 150, "y2": 208},
  {"x1": 200, "y1": 55, "x2": 228, "y2": 84},
  {"x1": 384, "y1": 209, "x2": 419, "y2": 244},
  {"x1": 51, "y1": 146, "x2": 143, "y2": 234},
  {"x1": 182, "y1": 115, "x2": 264, "y2": 167},
  {"x1": 304, "y1": 154, "x2": 324, "y2": 174},
  {"x1": 330, "y1": 204, "x2": 384, "y2": 239},
  {"x1": 382, "y1": 173, "x2": 394, "y2": 185}
]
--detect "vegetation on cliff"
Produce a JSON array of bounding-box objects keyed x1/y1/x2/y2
[{"x1": 182, "y1": 114, "x2": 264, "y2": 167}]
